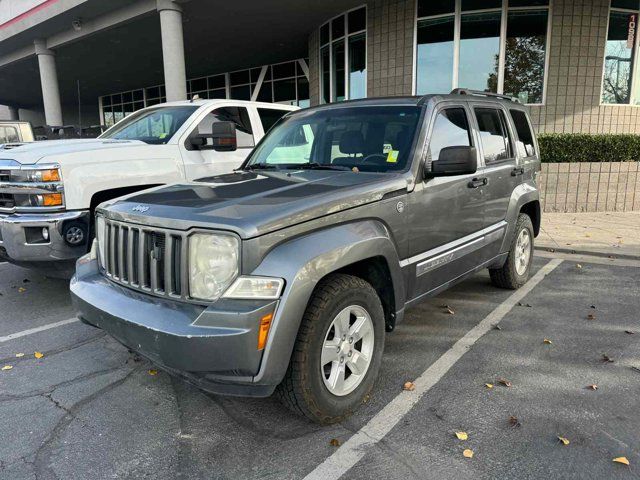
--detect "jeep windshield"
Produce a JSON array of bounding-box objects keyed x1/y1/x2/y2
[
  {"x1": 100, "y1": 106, "x2": 198, "y2": 144},
  {"x1": 245, "y1": 106, "x2": 421, "y2": 173}
]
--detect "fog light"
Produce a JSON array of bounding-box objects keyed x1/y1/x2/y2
[{"x1": 42, "y1": 228, "x2": 49, "y2": 241}]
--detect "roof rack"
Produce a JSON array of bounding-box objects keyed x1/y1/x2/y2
[{"x1": 450, "y1": 88, "x2": 520, "y2": 103}]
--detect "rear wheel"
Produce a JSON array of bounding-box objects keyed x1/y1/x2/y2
[
  {"x1": 489, "y1": 213, "x2": 534, "y2": 289},
  {"x1": 276, "y1": 274, "x2": 385, "y2": 424}
]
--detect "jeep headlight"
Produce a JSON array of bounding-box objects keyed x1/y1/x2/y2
[
  {"x1": 95, "y1": 215, "x2": 106, "y2": 268},
  {"x1": 188, "y1": 233, "x2": 239, "y2": 301}
]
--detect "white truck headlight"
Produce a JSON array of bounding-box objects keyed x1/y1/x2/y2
[
  {"x1": 223, "y1": 277, "x2": 284, "y2": 299},
  {"x1": 189, "y1": 233, "x2": 239, "y2": 301},
  {"x1": 95, "y1": 215, "x2": 106, "y2": 268}
]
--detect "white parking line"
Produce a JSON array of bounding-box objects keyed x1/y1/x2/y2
[
  {"x1": 304, "y1": 258, "x2": 563, "y2": 480},
  {"x1": 0, "y1": 318, "x2": 79, "y2": 343}
]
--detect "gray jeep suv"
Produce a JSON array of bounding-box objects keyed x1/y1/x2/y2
[{"x1": 71, "y1": 90, "x2": 541, "y2": 423}]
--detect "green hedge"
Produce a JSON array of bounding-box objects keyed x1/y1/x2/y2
[{"x1": 537, "y1": 134, "x2": 640, "y2": 163}]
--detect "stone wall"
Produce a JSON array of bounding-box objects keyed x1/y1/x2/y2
[{"x1": 539, "y1": 162, "x2": 640, "y2": 212}]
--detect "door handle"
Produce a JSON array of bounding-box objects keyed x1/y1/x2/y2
[
  {"x1": 467, "y1": 177, "x2": 488, "y2": 189},
  {"x1": 511, "y1": 166, "x2": 525, "y2": 176}
]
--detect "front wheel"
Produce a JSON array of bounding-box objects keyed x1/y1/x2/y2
[
  {"x1": 276, "y1": 274, "x2": 385, "y2": 424},
  {"x1": 489, "y1": 213, "x2": 534, "y2": 289}
]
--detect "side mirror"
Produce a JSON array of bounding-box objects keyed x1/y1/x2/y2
[
  {"x1": 190, "y1": 121, "x2": 237, "y2": 151},
  {"x1": 428, "y1": 146, "x2": 477, "y2": 177}
]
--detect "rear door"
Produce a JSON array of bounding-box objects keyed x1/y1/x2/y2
[
  {"x1": 406, "y1": 103, "x2": 485, "y2": 300},
  {"x1": 470, "y1": 104, "x2": 520, "y2": 259},
  {"x1": 181, "y1": 105, "x2": 256, "y2": 180}
]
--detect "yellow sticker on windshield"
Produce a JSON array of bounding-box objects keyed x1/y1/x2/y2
[
  {"x1": 387, "y1": 150, "x2": 399, "y2": 163},
  {"x1": 158, "y1": 133, "x2": 168, "y2": 139}
]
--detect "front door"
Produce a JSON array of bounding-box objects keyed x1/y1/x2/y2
[
  {"x1": 405, "y1": 104, "x2": 485, "y2": 301},
  {"x1": 181, "y1": 106, "x2": 256, "y2": 180}
]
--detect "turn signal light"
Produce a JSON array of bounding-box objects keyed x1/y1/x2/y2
[
  {"x1": 41, "y1": 169, "x2": 61, "y2": 182},
  {"x1": 42, "y1": 193, "x2": 63, "y2": 206},
  {"x1": 257, "y1": 313, "x2": 274, "y2": 350}
]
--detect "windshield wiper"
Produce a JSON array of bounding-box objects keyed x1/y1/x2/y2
[
  {"x1": 242, "y1": 163, "x2": 278, "y2": 171},
  {"x1": 282, "y1": 162, "x2": 351, "y2": 171}
]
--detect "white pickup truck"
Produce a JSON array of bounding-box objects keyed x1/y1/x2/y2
[{"x1": 0, "y1": 100, "x2": 297, "y2": 275}]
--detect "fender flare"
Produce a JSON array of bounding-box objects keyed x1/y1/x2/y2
[
  {"x1": 500, "y1": 182, "x2": 540, "y2": 253},
  {"x1": 250, "y1": 219, "x2": 404, "y2": 386}
]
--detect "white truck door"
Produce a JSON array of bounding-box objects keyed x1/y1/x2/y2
[{"x1": 180, "y1": 105, "x2": 257, "y2": 180}]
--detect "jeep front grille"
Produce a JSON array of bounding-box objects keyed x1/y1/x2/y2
[{"x1": 100, "y1": 219, "x2": 187, "y2": 300}]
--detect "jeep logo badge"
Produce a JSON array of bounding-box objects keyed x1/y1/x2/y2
[{"x1": 132, "y1": 205, "x2": 149, "y2": 213}]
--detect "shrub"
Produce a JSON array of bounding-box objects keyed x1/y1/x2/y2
[{"x1": 537, "y1": 134, "x2": 640, "y2": 163}]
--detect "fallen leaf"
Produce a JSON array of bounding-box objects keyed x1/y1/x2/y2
[
  {"x1": 576, "y1": 264, "x2": 582, "y2": 269},
  {"x1": 18, "y1": 287, "x2": 26, "y2": 293},
  {"x1": 625, "y1": 330, "x2": 635, "y2": 335},
  {"x1": 15, "y1": 353, "x2": 24, "y2": 358},
  {"x1": 558, "y1": 436, "x2": 570, "y2": 446},
  {"x1": 1, "y1": 365, "x2": 13, "y2": 371},
  {"x1": 613, "y1": 457, "x2": 630, "y2": 466},
  {"x1": 148, "y1": 369, "x2": 158, "y2": 376},
  {"x1": 508, "y1": 416, "x2": 521, "y2": 428},
  {"x1": 485, "y1": 383, "x2": 494, "y2": 389},
  {"x1": 587, "y1": 313, "x2": 596, "y2": 320},
  {"x1": 587, "y1": 384, "x2": 598, "y2": 390},
  {"x1": 548, "y1": 248, "x2": 555, "y2": 253},
  {"x1": 543, "y1": 338, "x2": 553, "y2": 345},
  {"x1": 455, "y1": 431, "x2": 468, "y2": 441},
  {"x1": 463, "y1": 449, "x2": 474, "y2": 458},
  {"x1": 498, "y1": 378, "x2": 512, "y2": 387},
  {"x1": 493, "y1": 325, "x2": 502, "y2": 331},
  {"x1": 34, "y1": 351, "x2": 44, "y2": 359},
  {"x1": 329, "y1": 438, "x2": 341, "y2": 447},
  {"x1": 445, "y1": 306, "x2": 455, "y2": 315},
  {"x1": 601, "y1": 354, "x2": 614, "y2": 363},
  {"x1": 403, "y1": 381, "x2": 416, "y2": 391}
]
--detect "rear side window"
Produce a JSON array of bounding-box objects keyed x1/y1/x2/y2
[
  {"x1": 509, "y1": 109, "x2": 536, "y2": 157},
  {"x1": 474, "y1": 108, "x2": 513, "y2": 163},
  {"x1": 428, "y1": 108, "x2": 472, "y2": 162},
  {"x1": 196, "y1": 106, "x2": 254, "y2": 147},
  {"x1": 258, "y1": 108, "x2": 288, "y2": 133}
]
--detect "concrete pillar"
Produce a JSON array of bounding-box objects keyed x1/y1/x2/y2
[
  {"x1": 157, "y1": 0, "x2": 187, "y2": 101},
  {"x1": 7, "y1": 106, "x2": 19, "y2": 120},
  {"x1": 34, "y1": 39, "x2": 63, "y2": 126}
]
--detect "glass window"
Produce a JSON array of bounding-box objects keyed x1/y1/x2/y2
[
  {"x1": 230, "y1": 70, "x2": 250, "y2": 85},
  {"x1": 230, "y1": 85, "x2": 251, "y2": 100},
  {"x1": 418, "y1": 0, "x2": 455, "y2": 18},
  {"x1": 273, "y1": 78, "x2": 296, "y2": 102},
  {"x1": 508, "y1": 0, "x2": 549, "y2": 5},
  {"x1": 602, "y1": 11, "x2": 636, "y2": 104},
  {"x1": 332, "y1": 15, "x2": 345, "y2": 39},
  {"x1": 297, "y1": 77, "x2": 310, "y2": 104},
  {"x1": 247, "y1": 106, "x2": 420, "y2": 172},
  {"x1": 101, "y1": 106, "x2": 197, "y2": 144},
  {"x1": 320, "y1": 23, "x2": 330, "y2": 45},
  {"x1": 509, "y1": 109, "x2": 536, "y2": 157},
  {"x1": 0, "y1": 126, "x2": 19, "y2": 143},
  {"x1": 503, "y1": 10, "x2": 548, "y2": 104},
  {"x1": 258, "y1": 108, "x2": 288, "y2": 133},
  {"x1": 348, "y1": 7, "x2": 367, "y2": 33},
  {"x1": 459, "y1": 12, "x2": 501, "y2": 92},
  {"x1": 474, "y1": 108, "x2": 513, "y2": 163},
  {"x1": 428, "y1": 108, "x2": 472, "y2": 162},
  {"x1": 612, "y1": 0, "x2": 639, "y2": 8},
  {"x1": 195, "y1": 107, "x2": 254, "y2": 148},
  {"x1": 332, "y1": 39, "x2": 346, "y2": 102},
  {"x1": 349, "y1": 33, "x2": 367, "y2": 99},
  {"x1": 462, "y1": 0, "x2": 501, "y2": 10},
  {"x1": 416, "y1": 17, "x2": 455, "y2": 94},
  {"x1": 273, "y1": 62, "x2": 296, "y2": 79},
  {"x1": 102, "y1": 95, "x2": 111, "y2": 107},
  {"x1": 321, "y1": 47, "x2": 331, "y2": 104}
]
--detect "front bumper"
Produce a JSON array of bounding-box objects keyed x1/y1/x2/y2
[
  {"x1": 70, "y1": 257, "x2": 279, "y2": 397},
  {"x1": 0, "y1": 210, "x2": 89, "y2": 264}
]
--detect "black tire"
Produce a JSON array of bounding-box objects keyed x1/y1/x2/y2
[
  {"x1": 276, "y1": 273, "x2": 385, "y2": 424},
  {"x1": 489, "y1": 213, "x2": 534, "y2": 289}
]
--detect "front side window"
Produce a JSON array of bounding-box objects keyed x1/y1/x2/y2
[
  {"x1": 246, "y1": 106, "x2": 421, "y2": 173},
  {"x1": 319, "y1": 6, "x2": 367, "y2": 103},
  {"x1": 474, "y1": 108, "x2": 513, "y2": 163},
  {"x1": 415, "y1": 0, "x2": 550, "y2": 104},
  {"x1": 195, "y1": 107, "x2": 255, "y2": 148},
  {"x1": 258, "y1": 108, "x2": 288, "y2": 133},
  {"x1": 100, "y1": 106, "x2": 197, "y2": 144},
  {"x1": 427, "y1": 108, "x2": 472, "y2": 162},
  {"x1": 602, "y1": 5, "x2": 639, "y2": 104},
  {"x1": 509, "y1": 109, "x2": 536, "y2": 157}
]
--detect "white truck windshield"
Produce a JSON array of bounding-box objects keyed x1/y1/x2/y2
[{"x1": 100, "y1": 106, "x2": 198, "y2": 144}]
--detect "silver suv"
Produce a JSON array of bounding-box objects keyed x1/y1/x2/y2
[{"x1": 71, "y1": 90, "x2": 541, "y2": 423}]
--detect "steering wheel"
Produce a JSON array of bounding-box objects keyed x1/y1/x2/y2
[{"x1": 360, "y1": 153, "x2": 388, "y2": 163}]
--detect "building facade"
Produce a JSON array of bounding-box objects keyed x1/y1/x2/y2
[{"x1": 1, "y1": 0, "x2": 639, "y2": 136}]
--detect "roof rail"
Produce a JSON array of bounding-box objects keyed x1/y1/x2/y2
[{"x1": 450, "y1": 88, "x2": 520, "y2": 103}]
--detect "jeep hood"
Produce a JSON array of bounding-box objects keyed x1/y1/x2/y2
[
  {"x1": 0, "y1": 139, "x2": 148, "y2": 165},
  {"x1": 102, "y1": 170, "x2": 409, "y2": 239}
]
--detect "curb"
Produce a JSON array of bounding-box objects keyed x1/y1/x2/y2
[{"x1": 534, "y1": 246, "x2": 640, "y2": 261}]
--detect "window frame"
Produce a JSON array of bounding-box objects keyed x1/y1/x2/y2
[
  {"x1": 600, "y1": 1, "x2": 640, "y2": 106},
  {"x1": 413, "y1": 0, "x2": 553, "y2": 106},
  {"x1": 319, "y1": 5, "x2": 368, "y2": 104},
  {"x1": 472, "y1": 105, "x2": 517, "y2": 165}
]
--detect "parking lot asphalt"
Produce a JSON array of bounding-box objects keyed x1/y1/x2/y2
[{"x1": 0, "y1": 254, "x2": 638, "y2": 480}]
